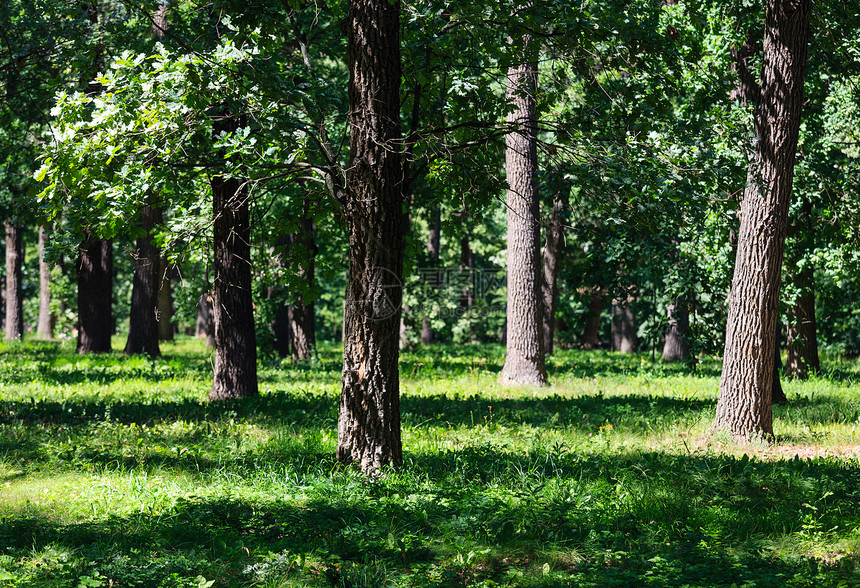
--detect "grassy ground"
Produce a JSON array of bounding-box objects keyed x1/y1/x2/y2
[{"x1": 1, "y1": 337, "x2": 860, "y2": 587}]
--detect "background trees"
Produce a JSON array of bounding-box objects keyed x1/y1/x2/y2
[{"x1": 0, "y1": 0, "x2": 857, "y2": 456}]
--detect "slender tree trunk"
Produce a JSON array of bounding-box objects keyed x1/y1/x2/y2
[
  {"x1": 291, "y1": 211, "x2": 317, "y2": 361},
  {"x1": 611, "y1": 297, "x2": 638, "y2": 354},
  {"x1": 784, "y1": 264, "x2": 819, "y2": 379},
  {"x1": 499, "y1": 35, "x2": 547, "y2": 386},
  {"x1": 77, "y1": 237, "x2": 113, "y2": 353},
  {"x1": 196, "y1": 292, "x2": 215, "y2": 348},
  {"x1": 421, "y1": 206, "x2": 441, "y2": 344},
  {"x1": 268, "y1": 233, "x2": 292, "y2": 358},
  {"x1": 5, "y1": 221, "x2": 23, "y2": 341},
  {"x1": 156, "y1": 257, "x2": 175, "y2": 341},
  {"x1": 713, "y1": 0, "x2": 811, "y2": 439},
  {"x1": 541, "y1": 187, "x2": 567, "y2": 356},
  {"x1": 662, "y1": 300, "x2": 689, "y2": 362},
  {"x1": 125, "y1": 204, "x2": 161, "y2": 357},
  {"x1": 208, "y1": 114, "x2": 258, "y2": 401},
  {"x1": 337, "y1": 0, "x2": 404, "y2": 473},
  {"x1": 37, "y1": 227, "x2": 55, "y2": 339},
  {"x1": 582, "y1": 287, "x2": 604, "y2": 349},
  {"x1": 772, "y1": 330, "x2": 787, "y2": 405}
]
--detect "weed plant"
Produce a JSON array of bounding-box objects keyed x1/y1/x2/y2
[{"x1": 1, "y1": 337, "x2": 859, "y2": 586}]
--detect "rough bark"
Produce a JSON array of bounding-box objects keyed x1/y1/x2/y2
[
  {"x1": 662, "y1": 300, "x2": 689, "y2": 362},
  {"x1": 499, "y1": 36, "x2": 548, "y2": 386},
  {"x1": 125, "y1": 204, "x2": 161, "y2": 357},
  {"x1": 208, "y1": 114, "x2": 258, "y2": 401},
  {"x1": 76, "y1": 237, "x2": 113, "y2": 353},
  {"x1": 784, "y1": 264, "x2": 819, "y2": 379},
  {"x1": 337, "y1": 0, "x2": 404, "y2": 473},
  {"x1": 4, "y1": 221, "x2": 23, "y2": 341},
  {"x1": 582, "y1": 287, "x2": 604, "y2": 349},
  {"x1": 37, "y1": 227, "x2": 55, "y2": 339},
  {"x1": 541, "y1": 187, "x2": 566, "y2": 356},
  {"x1": 713, "y1": 0, "x2": 811, "y2": 440},
  {"x1": 421, "y1": 206, "x2": 441, "y2": 345},
  {"x1": 611, "y1": 297, "x2": 638, "y2": 354}
]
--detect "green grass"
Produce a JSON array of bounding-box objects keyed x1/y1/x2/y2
[{"x1": 1, "y1": 337, "x2": 860, "y2": 587}]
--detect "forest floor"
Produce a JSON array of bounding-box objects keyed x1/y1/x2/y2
[{"x1": 1, "y1": 337, "x2": 859, "y2": 587}]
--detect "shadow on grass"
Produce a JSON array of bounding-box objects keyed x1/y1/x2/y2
[{"x1": 2, "y1": 450, "x2": 859, "y2": 587}]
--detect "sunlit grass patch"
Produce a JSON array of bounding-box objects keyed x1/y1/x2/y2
[{"x1": 1, "y1": 339, "x2": 860, "y2": 586}]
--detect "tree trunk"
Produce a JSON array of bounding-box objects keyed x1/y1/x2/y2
[
  {"x1": 156, "y1": 257, "x2": 175, "y2": 341},
  {"x1": 291, "y1": 210, "x2": 317, "y2": 361},
  {"x1": 772, "y1": 330, "x2": 787, "y2": 405},
  {"x1": 784, "y1": 264, "x2": 819, "y2": 379},
  {"x1": 499, "y1": 36, "x2": 547, "y2": 386},
  {"x1": 208, "y1": 114, "x2": 258, "y2": 401},
  {"x1": 713, "y1": 0, "x2": 811, "y2": 440},
  {"x1": 541, "y1": 187, "x2": 567, "y2": 356},
  {"x1": 269, "y1": 286, "x2": 291, "y2": 358},
  {"x1": 421, "y1": 206, "x2": 441, "y2": 345},
  {"x1": 662, "y1": 300, "x2": 689, "y2": 362},
  {"x1": 582, "y1": 287, "x2": 604, "y2": 349},
  {"x1": 337, "y1": 0, "x2": 404, "y2": 473},
  {"x1": 125, "y1": 204, "x2": 161, "y2": 357},
  {"x1": 77, "y1": 237, "x2": 113, "y2": 353},
  {"x1": 196, "y1": 292, "x2": 215, "y2": 348},
  {"x1": 4, "y1": 221, "x2": 24, "y2": 341},
  {"x1": 611, "y1": 297, "x2": 638, "y2": 354},
  {"x1": 37, "y1": 227, "x2": 55, "y2": 339}
]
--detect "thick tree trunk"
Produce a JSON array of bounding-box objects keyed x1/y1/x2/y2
[
  {"x1": 5, "y1": 221, "x2": 24, "y2": 341},
  {"x1": 208, "y1": 115, "x2": 258, "y2": 401},
  {"x1": 611, "y1": 297, "x2": 638, "y2": 354},
  {"x1": 582, "y1": 287, "x2": 604, "y2": 349},
  {"x1": 499, "y1": 37, "x2": 547, "y2": 386},
  {"x1": 125, "y1": 204, "x2": 161, "y2": 357},
  {"x1": 421, "y1": 206, "x2": 441, "y2": 345},
  {"x1": 77, "y1": 237, "x2": 113, "y2": 353},
  {"x1": 662, "y1": 300, "x2": 689, "y2": 362},
  {"x1": 37, "y1": 227, "x2": 55, "y2": 339},
  {"x1": 337, "y1": 0, "x2": 404, "y2": 473},
  {"x1": 156, "y1": 257, "x2": 175, "y2": 341},
  {"x1": 541, "y1": 187, "x2": 567, "y2": 356},
  {"x1": 784, "y1": 264, "x2": 819, "y2": 379},
  {"x1": 713, "y1": 0, "x2": 810, "y2": 439}
]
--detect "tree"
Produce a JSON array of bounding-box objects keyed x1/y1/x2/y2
[
  {"x1": 4, "y1": 221, "x2": 23, "y2": 340},
  {"x1": 712, "y1": 0, "x2": 812, "y2": 439},
  {"x1": 124, "y1": 202, "x2": 161, "y2": 357},
  {"x1": 76, "y1": 236, "x2": 113, "y2": 353},
  {"x1": 336, "y1": 0, "x2": 404, "y2": 473},
  {"x1": 499, "y1": 31, "x2": 548, "y2": 386},
  {"x1": 208, "y1": 112, "x2": 258, "y2": 401},
  {"x1": 541, "y1": 179, "x2": 568, "y2": 356},
  {"x1": 37, "y1": 226, "x2": 54, "y2": 339}
]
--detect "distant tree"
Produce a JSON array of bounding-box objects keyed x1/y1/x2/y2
[
  {"x1": 4, "y1": 221, "x2": 23, "y2": 340},
  {"x1": 37, "y1": 226, "x2": 54, "y2": 339}
]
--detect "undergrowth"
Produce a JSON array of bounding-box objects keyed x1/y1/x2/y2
[{"x1": 1, "y1": 337, "x2": 859, "y2": 587}]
